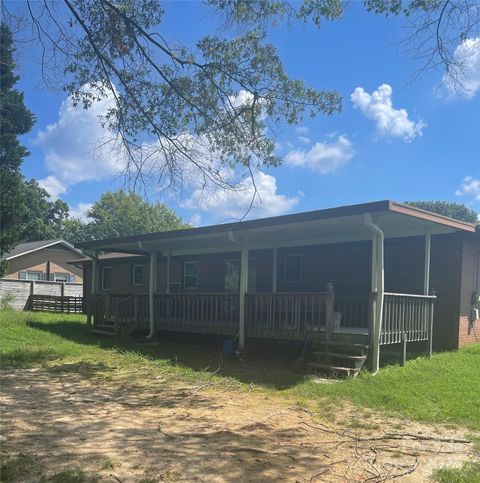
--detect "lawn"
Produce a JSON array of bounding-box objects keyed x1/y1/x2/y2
[
  {"x1": 2, "y1": 310, "x2": 480, "y2": 430},
  {"x1": 1, "y1": 310, "x2": 480, "y2": 481}
]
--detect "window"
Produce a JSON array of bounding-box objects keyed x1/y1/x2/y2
[
  {"x1": 183, "y1": 261, "x2": 198, "y2": 290},
  {"x1": 19, "y1": 271, "x2": 44, "y2": 281},
  {"x1": 132, "y1": 264, "x2": 144, "y2": 286},
  {"x1": 102, "y1": 266, "x2": 113, "y2": 290},
  {"x1": 284, "y1": 254, "x2": 302, "y2": 283},
  {"x1": 224, "y1": 260, "x2": 240, "y2": 292},
  {"x1": 223, "y1": 258, "x2": 257, "y2": 293},
  {"x1": 53, "y1": 272, "x2": 69, "y2": 282}
]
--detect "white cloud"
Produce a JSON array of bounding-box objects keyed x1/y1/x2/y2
[
  {"x1": 182, "y1": 170, "x2": 299, "y2": 221},
  {"x1": 38, "y1": 175, "x2": 68, "y2": 200},
  {"x1": 295, "y1": 126, "x2": 310, "y2": 135},
  {"x1": 443, "y1": 37, "x2": 480, "y2": 98},
  {"x1": 456, "y1": 176, "x2": 480, "y2": 202},
  {"x1": 69, "y1": 202, "x2": 94, "y2": 221},
  {"x1": 297, "y1": 135, "x2": 311, "y2": 145},
  {"x1": 351, "y1": 84, "x2": 426, "y2": 141},
  {"x1": 35, "y1": 86, "x2": 126, "y2": 197},
  {"x1": 285, "y1": 135, "x2": 354, "y2": 174}
]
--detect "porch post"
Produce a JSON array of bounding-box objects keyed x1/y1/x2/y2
[
  {"x1": 166, "y1": 252, "x2": 171, "y2": 294},
  {"x1": 238, "y1": 243, "x2": 249, "y2": 351},
  {"x1": 147, "y1": 251, "x2": 158, "y2": 339},
  {"x1": 365, "y1": 214, "x2": 384, "y2": 374},
  {"x1": 423, "y1": 233, "x2": 431, "y2": 295},
  {"x1": 272, "y1": 245, "x2": 278, "y2": 293},
  {"x1": 374, "y1": 233, "x2": 385, "y2": 373},
  {"x1": 88, "y1": 252, "x2": 98, "y2": 326}
]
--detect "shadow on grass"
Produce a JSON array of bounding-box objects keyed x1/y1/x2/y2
[{"x1": 26, "y1": 320, "x2": 309, "y2": 390}]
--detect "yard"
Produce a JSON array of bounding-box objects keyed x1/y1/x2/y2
[{"x1": 1, "y1": 311, "x2": 479, "y2": 482}]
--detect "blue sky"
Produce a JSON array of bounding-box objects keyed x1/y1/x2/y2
[{"x1": 12, "y1": 1, "x2": 480, "y2": 225}]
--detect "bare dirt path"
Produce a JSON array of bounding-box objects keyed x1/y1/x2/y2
[{"x1": 0, "y1": 368, "x2": 474, "y2": 482}]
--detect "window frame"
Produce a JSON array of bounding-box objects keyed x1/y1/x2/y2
[
  {"x1": 283, "y1": 254, "x2": 302, "y2": 284},
  {"x1": 19, "y1": 270, "x2": 44, "y2": 281},
  {"x1": 132, "y1": 264, "x2": 145, "y2": 286},
  {"x1": 183, "y1": 261, "x2": 199, "y2": 290},
  {"x1": 53, "y1": 272, "x2": 69, "y2": 282},
  {"x1": 101, "y1": 266, "x2": 113, "y2": 290}
]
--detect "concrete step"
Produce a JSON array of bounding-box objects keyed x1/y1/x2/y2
[{"x1": 307, "y1": 362, "x2": 360, "y2": 378}]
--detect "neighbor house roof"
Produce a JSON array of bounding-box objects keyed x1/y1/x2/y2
[
  {"x1": 80, "y1": 200, "x2": 477, "y2": 255},
  {"x1": 1, "y1": 239, "x2": 85, "y2": 261}
]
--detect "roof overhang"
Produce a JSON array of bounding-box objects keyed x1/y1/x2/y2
[{"x1": 80, "y1": 200, "x2": 477, "y2": 257}]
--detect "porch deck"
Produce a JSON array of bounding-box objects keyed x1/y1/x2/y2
[{"x1": 90, "y1": 289, "x2": 434, "y2": 349}]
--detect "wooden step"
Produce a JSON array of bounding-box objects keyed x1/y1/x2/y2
[
  {"x1": 314, "y1": 341, "x2": 370, "y2": 350},
  {"x1": 313, "y1": 351, "x2": 367, "y2": 360},
  {"x1": 307, "y1": 362, "x2": 360, "y2": 378}
]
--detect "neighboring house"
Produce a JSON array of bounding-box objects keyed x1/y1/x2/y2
[
  {"x1": 77, "y1": 200, "x2": 479, "y2": 373},
  {"x1": 1, "y1": 239, "x2": 84, "y2": 283}
]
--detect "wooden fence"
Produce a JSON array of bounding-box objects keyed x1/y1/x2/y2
[{"x1": 29, "y1": 294, "x2": 84, "y2": 314}]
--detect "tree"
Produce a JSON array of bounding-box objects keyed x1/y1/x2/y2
[
  {"x1": 61, "y1": 190, "x2": 189, "y2": 245},
  {"x1": 406, "y1": 201, "x2": 479, "y2": 223},
  {"x1": 0, "y1": 23, "x2": 35, "y2": 257},
  {"x1": 5, "y1": 0, "x2": 476, "y2": 209},
  {"x1": 21, "y1": 180, "x2": 70, "y2": 242}
]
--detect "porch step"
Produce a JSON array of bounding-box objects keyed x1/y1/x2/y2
[
  {"x1": 313, "y1": 351, "x2": 367, "y2": 361},
  {"x1": 307, "y1": 362, "x2": 360, "y2": 378},
  {"x1": 315, "y1": 341, "x2": 370, "y2": 351}
]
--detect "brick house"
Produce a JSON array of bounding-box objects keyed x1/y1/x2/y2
[
  {"x1": 1, "y1": 239, "x2": 84, "y2": 283},
  {"x1": 77, "y1": 201, "x2": 479, "y2": 373}
]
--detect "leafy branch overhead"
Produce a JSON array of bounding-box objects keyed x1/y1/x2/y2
[{"x1": 7, "y1": 0, "x2": 478, "y2": 201}]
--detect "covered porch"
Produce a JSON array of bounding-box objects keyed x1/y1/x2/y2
[{"x1": 83, "y1": 201, "x2": 469, "y2": 372}]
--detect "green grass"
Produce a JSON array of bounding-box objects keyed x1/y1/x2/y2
[
  {"x1": 291, "y1": 343, "x2": 480, "y2": 430},
  {"x1": 1, "y1": 310, "x2": 480, "y2": 431},
  {"x1": 433, "y1": 461, "x2": 480, "y2": 482}
]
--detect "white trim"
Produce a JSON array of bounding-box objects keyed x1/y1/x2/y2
[
  {"x1": 4, "y1": 239, "x2": 84, "y2": 261},
  {"x1": 132, "y1": 264, "x2": 145, "y2": 286},
  {"x1": 183, "y1": 261, "x2": 199, "y2": 290}
]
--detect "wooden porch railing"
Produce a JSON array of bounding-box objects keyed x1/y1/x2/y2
[
  {"x1": 380, "y1": 292, "x2": 436, "y2": 346},
  {"x1": 335, "y1": 295, "x2": 370, "y2": 328},
  {"x1": 245, "y1": 289, "x2": 335, "y2": 340},
  {"x1": 154, "y1": 293, "x2": 240, "y2": 334}
]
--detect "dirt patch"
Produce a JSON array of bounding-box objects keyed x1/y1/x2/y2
[{"x1": 0, "y1": 368, "x2": 474, "y2": 482}]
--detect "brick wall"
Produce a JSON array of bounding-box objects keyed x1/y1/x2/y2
[
  {"x1": 458, "y1": 236, "x2": 480, "y2": 347},
  {"x1": 0, "y1": 279, "x2": 83, "y2": 310}
]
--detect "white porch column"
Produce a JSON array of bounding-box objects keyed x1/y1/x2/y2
[
  {"x1": 364, "y1": 214, "x2": 384, "y2": 374},
  {"x1": 424, "y1": 233, "x2": 431, "y2": 295},
  {"x1": 272, "y1": 245, "x2": 278, "y2": 293},
  {"x1": 88, "y1": 253, "x2": 98, "y2": 326},
  {"x1": 166, "y1": 252, "x2": 171, "y2": 294},
  {"x1": 147, "y1": 251, "x2": 158, "y2": 339},
  {"x1": 238, "y1": 244, "x2": 249, "y2": 351}
]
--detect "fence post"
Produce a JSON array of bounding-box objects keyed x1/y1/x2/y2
[
  {"x1": 325, "y1": 283, "x2": 335, "y2": 342},
  {"x1": 400, "y1": 331, "x2": 407, "y2": 366},
  {"x1": 428, "y1": 289, "x2": 436, "y2": 357}
]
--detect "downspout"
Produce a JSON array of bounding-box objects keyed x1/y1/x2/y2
[
  {"x1": 138, "y1": 241, "x2": 157, "y2": 340},
  {"x1": 364, "y1": 214, "x2": 385, "y2": 375}
]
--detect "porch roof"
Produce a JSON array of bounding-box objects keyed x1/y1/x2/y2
[{"x1": 80, "y1": 200, "x2": 477, "y2": 256}]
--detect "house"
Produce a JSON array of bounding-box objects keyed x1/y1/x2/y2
[
  {"x1": 77, "y1": 201, "x2": 479, "y2": 374},
  {"x1": 1, "y1": 239, "x2": 84, "y2": 283}
]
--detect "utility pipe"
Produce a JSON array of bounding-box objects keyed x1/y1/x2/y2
[{"x1": 364, "y1": 214, "x2": 385, "y2": 375}]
